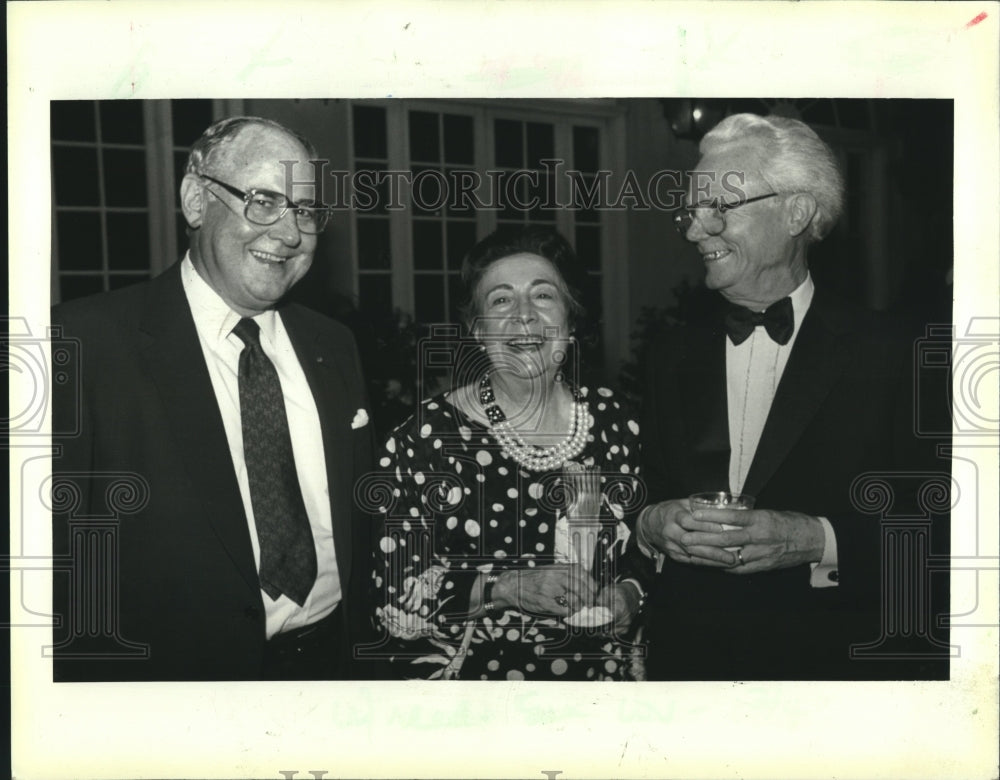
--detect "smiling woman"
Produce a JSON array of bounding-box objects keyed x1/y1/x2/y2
[{"x1": 368, "y1": 226, "x2": 650, "y2": 681}]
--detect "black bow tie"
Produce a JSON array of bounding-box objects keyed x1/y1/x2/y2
[{"x1": 724, "y1": 297, "x2": 794, "y2": 346}]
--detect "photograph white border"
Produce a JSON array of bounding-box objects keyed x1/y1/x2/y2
[{"x1": 9, "y1": 2, "x2": 999, "y2": 779}]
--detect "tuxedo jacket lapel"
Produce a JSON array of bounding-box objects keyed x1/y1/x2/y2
[
  {"x1": 679, "y1": 324, "x2": 731, "y2": 488},
  {"x1": 743, "y1": 294, "x2": 851, "y2": 497},
  {"x1": 282, "y1": 306, "x2": 354, "y2": 592},
  {"x1": 137, "y1": 264, "x2": 261, "y2": 593}
]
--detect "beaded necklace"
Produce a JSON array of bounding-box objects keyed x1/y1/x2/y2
[{"x1": 478, "y1": 373, "x2": 591, "y2": 472}]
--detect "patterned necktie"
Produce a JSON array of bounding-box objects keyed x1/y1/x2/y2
[
  {"x1": 232, "y1": 317, "x2": 317, "y2": 607},
  {"x1": 723, "y1": 297, "x2": 794, "y2": 346}
]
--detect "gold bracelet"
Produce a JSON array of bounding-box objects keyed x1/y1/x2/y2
[{"x1": 482, "y1": 572, "x2": 502, "y2": 617}]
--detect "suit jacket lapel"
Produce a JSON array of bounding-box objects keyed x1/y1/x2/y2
[
  {"x1": 137, "y1": 263, "x2": 261, "y2": 594},
  {"x1": 679, "y1": 324, "x2": 731, "y2": 488},
  {"x1": 742, "y1": 293, "x2": 851, "y2": 497},
  {"x1": 281, "y1": 307, "x2": 354, "y2": 592}
]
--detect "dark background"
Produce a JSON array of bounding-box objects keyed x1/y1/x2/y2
[{"x1": 49, "y1": 98, "x2": 954, "y2": 439}]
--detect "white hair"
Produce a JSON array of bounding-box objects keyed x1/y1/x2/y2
[
  {"x1": 701, "y1": 113, "x2": 845, "y2": 242},
  {"x1": 185, "y1": 116, "x2": 317, "y2": 177}
]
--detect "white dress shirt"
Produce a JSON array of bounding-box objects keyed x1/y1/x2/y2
[
  {"x1": 181, "y1": 255, "x2": 341, "y2": 636},
  {"x1": 725, "y1": 274, "x2": 838, "y2": 587}
]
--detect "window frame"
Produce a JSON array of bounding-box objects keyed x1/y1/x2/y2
[
  {"x1": 50, "y1": 98, "x2": 242, "y2": 304},
  {"x1": 347, "y1": 98, "x2": 630, "y2": 377}
]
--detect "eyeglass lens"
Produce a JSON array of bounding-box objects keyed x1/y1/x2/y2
[
  {"x1": 244, "y1": 194, "x2": 327, "y2": 234},
  {"x1": 673, "y1": 207, "x2": 725, "y2": 236}
]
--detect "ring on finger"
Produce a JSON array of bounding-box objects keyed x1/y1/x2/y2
[
  {"x1": 555, "y1": 594, "x2": 569, "y2": 607},
  {"x1": 736, "y1": 548, "x2": 745, "y2": 566}
]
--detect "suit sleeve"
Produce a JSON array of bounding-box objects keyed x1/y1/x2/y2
[{"x1": 619, "y1": 335, "x2": 683, "y2": 580}]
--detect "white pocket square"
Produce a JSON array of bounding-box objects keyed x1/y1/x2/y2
[{"x1": 351, "y1": 408, "x2": 369, "y2": 429}]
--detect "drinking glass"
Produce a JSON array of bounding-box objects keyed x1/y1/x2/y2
[
  {"x1": 689, "y1": 491, "x2": 755, "y2": 550},
  {"x1": 561, "y1": 463, "x2": 602, "y2": 572}
]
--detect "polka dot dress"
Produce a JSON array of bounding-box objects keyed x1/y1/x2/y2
[{"x1": 371, "y1": 386, "x2": 644, "y2": 680}]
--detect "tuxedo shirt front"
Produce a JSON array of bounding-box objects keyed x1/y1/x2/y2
[{"x1": 724, "y1": 275, "x2": 837, "y2": 586}]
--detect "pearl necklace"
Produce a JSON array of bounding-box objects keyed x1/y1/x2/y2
[{"x1": 478, "y1": 374, "x2": 592, "y2": 472}]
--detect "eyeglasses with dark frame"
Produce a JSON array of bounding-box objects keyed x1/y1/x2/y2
[
  {"x1": 673, "y1": 192, "x2": 779, "y2": 236},
  {"x1": 198, "y1": 174, "x2": 330, "y2": 235}
]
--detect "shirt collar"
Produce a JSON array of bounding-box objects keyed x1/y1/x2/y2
[
  {"x1": 788, "y1": 273, "x2": 815, "y2": 335},
  {"x1": 180, "y1": 253, "x2": 278, "y2": 347}
]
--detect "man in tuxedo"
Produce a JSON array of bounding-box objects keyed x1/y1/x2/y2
[
  {"x1": 635, "y1": 113, "x2": 949, "y2": 680},
  {"x1": 51, "y1": 116, "x2": 373, "y2": 681}
]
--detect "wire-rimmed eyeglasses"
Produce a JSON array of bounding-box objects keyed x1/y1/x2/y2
[
  {"x1": 199, "y1": 174, "x2": 330, "y2": 235},
  {"x1": 673, "y1": 192, "x2": 779, "y2": 236}
]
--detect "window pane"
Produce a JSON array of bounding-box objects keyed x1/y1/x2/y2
[
  {"x1": 526, "y1": 122, "x2": 554, "y2": 169},
  {"x1": 414, "y1": 274, "x2": 446, "y2": 325},
  {"x1": 494, "y1": 119, "x2": 523, "y2": 168},
  {"x1": 575, "y1": 225, "x2": 601, "y2": 272},
  {"x1": 409, "y1": 111, "x2": 440, "y2": 163},
  {"x1": 109, "y1": 273, "x2": 149, "y2": 291},
  {"x1": 52, "y1": 146, "x2": 100, "y2": 206},
  {"x1": 412, "y1": 220, "x2": 443, "y2": 270},
  {"x1": 533, "y1": 170, "x2": 558, "y2": 213},
  {"x1": 446, "y1": 221, "x2": 476, "y2": 271},
  {"x1": 103, "y1": 149, "x2": 148, "y2": 207},
  {"x1": 447, "y1": 272, "x2": 465, "y2": 324},
  {"x1": 445, "y1": 167, "x2": 477, "y2": 217},
  {"x1": 106, "y1": 213, "x2": 150, "y2": 270},
  {"x1": 353, "y1": 104, "x2": 388, "y2": 159},
  {"x1": 573, "y1": 126, "x2": 600, "y2": 173},
  {"x1": 356, "y1": 218, "x2": 391, "y2": 270},
  {"x1": 499, "y1": 175, "x2": 526, "y2": 222},
  {"x1": 443, "y1": 114, "x2": 473, "y2": 164},
  {"x1": 100, "y1": 101, "x2": 145, "y2": 145},
  {"x1": 51, "y1": 101, "x2": 96, "y2": 142},
  {"x1": 56, "y1": 212, "x2": 103, "y2": 270},
  {"x1": 531, "y1": 172, "x2": 557, "y2": 223},
  {"x1": 354, "y1": 162, "x2": 389, "y2": 215},
  {"x1": 572, "y1": 173, "x2": 600, "y2": 223},
  {"x1": 358, "y1": 273, "x2": 392, "y2": 316},
  {"x1": 411, "y1": 166, "x2": 447, "y2": 216},
  {"x1": 60, "y1": 274, "x2": 105, "y2": 301},
  {"x1": 172, "y1": 99, "x2": 215, "y2": 147}
]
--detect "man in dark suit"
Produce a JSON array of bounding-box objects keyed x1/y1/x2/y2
[
  {"x1": 635, "y1": 113, "x2": 949, "y2": 680},
  {"x1": 51, "y1": 116, "x2": 373, "y2": 681}
]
